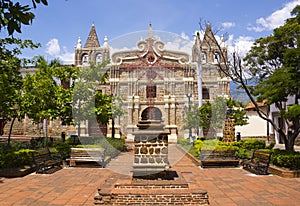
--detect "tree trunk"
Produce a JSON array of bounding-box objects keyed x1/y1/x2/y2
[
  {"x1": 112, "y1": 118, "x2": 115, "y2": 138},
  {"x1": 0, "y1": 119, "x2": 6, "y2": 136},
  {"x1": 285, "y1": 132, "x2": 295, "y2": 151},
  {"x1": 7, "y1": 117, "x2": 16, "y2": 147},
  {"x1": 77, "y1": 123, "x2": 81, "y2": 137}
]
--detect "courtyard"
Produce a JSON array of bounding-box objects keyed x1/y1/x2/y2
[{"x1": 1, "y1": 145, "x2": 300, "y2": 206}]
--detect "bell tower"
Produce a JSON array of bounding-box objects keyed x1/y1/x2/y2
[
  {"x1": 75, "y1": 24, "x2": 110, "y2": 67},
  {"x1": 191, "y1": 23, "x2": 230, "y2": 101}
]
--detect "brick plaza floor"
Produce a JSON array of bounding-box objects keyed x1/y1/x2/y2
[{"x1": 1, "y1": 145, "x2": 300, "y2": 205}]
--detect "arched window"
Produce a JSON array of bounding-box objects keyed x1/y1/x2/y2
[
  {"x1": 82, "y1": 54, "x2": 89, "y2": 66},
  {"x1": 96, "y1": 54, "x2": 103, "y2": 64},
  {"x1": 214, "y1": 52, "x2": 220, "y2": 64},
  {"x1": 202, "y1": 52, "x2": 207, "y2": 63}
]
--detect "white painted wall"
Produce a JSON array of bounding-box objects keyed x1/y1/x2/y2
[{"x1": 235, "y1": 110, "x2": 268, "y2": 137}]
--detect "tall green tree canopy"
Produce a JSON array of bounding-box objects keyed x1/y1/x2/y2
[
  {"x1": 204, "y1": 5, "x2": 299, "y2": 150},
  {"x1": 0, "y1": 0, "x2": 47, "y2": 143},
  {"x1": 72, "y1": 61, "x2": 113, "y2": 136},
  {"x1": 22, "y1": 56, "x2": 60, "y2": 122},
  {"x1": 243, "y1": 5, "x2": 300, "y2": 150},
  {"x1": 0, "y1": 0, "x2": 48, "y2": 35}
]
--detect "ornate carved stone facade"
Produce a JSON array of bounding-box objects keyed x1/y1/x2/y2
[{"x1": 75, "y1": 24, "x2": 230, "y2": 142}]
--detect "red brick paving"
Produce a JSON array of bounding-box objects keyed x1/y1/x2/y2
[{"x1": 1, "y1": 145, "x2": 300, "y2": 205}]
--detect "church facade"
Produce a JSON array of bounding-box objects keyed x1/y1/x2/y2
[{"x1": 75, "y1": 24, "x2": 230, "y2": 142}]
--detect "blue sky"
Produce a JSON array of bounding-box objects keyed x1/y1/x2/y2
[{"x1": 7, "y1": 0, "x2": 300, "y2": 64}]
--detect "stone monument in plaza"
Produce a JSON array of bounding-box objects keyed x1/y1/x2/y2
[
  {"x1": 94, "y1": 109, "x2": 209, "y2": 205},
  {"x1": 132, "y1": 107, "x2": 170, "y2": 178}
]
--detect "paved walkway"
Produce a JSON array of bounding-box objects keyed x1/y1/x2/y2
[{"x1": 1, "y1": 145, "x2": 300, "y2": 205}]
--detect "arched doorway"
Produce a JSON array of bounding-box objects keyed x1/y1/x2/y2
[{"x1": 141, "y1": 107, "x2": 162, "y2": 121}]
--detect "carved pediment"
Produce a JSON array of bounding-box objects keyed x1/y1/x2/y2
[{"x1": 111, "y1": 32, "x2": 190, "y2": 68}]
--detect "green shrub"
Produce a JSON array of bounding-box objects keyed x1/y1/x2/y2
[
  {"x1": 192, "y1": 139, "x2": 234, "y2": 158},
  {"x1": 177, "y1": 138, "x2": 191, "y2": 146},
  {"x1": 235, "y1": 148, "x2": 252, "y2": 159},
  {"x1": 106, "y1": 138, "x2": 125, "y2": 151},
  {"x1": 30, "y1": 137, "x2": 56, "y2": 149},
  {"x1": 0, "y1": 149, "x2": 34, "y2": 169},
  {"x1": 240, "y1": 139, "x2": 266, "y2": 150},
  {"x1": 193, "y1": 139, "x2": 204, "y2": 157},
  {"x1": 230, "y1": 141, "x2": 243, "y2": 148},
  {"x1": 55, "y1": 143, "x2": 71, "y2": 160},
  {"x1": 271, "y1": 149, "x2": 300, "y2": 170},
  {"x1": 103, "y1": 138, "x2": 125, "y2": 157},
  {"x1": 266, "y1": 142, "x2": 276, "y2": 150}
]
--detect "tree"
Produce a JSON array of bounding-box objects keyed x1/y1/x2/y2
[
  {"x1": 183, "y1": 97, "x2": 247, "y2": 138},
  {"x1": 0, "y1": 0, "x2": 48, "y2": 35},
  {"x1": 0, "y1": 38, "x2": 39, "y2": 145},
  {"x1": 72, "y1": 61, "x2": 110, "y2": 137},
  {"x1": 51, "y1": 59, "x2": 79, "y2": 126},
  {"x1": 201, "y1": 6, "x2": 300, "y2": 150},
  {"x1": 110, "y1": 95, "x2": 126, "y2": 138},
  {"x1": 182, "y1": 105, "x2": 206, "y2": 138},
  {"x1": 22, "y1": 56, "x2": 61, "y2": 137},
  {"x1": 0, "y1": 0, "x2": 47, "y2": 145}
]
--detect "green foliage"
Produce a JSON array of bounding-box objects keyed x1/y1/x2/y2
[
  {"x1": 243, "y1": 5, "x2": 300, "y2": 150},
  {"x1": 183, "y1": 97, "x2": 248, "y2": 137},
  {"x1": 54, "y1": 143, "x2": 71, "y2": 160},
  {"x1": 231, "y1": 139, "x2": 267, "y2": 159},
  {"x1": 239, "y1": 139, "x2": 266, "y2": 150},
  {"x1": 72, "y1": 61, "x2": 111, "y2": 130},
  {"x1": 271, "y1": 149, "x2": 300, "y2": 170},
  {"x1": 210, "y1": 97, "x2": 227, "y2": 129},
  {"x1": 22, "y1": 57, "x2": 80, "y2": 136},
  {"x1": 282, "y1": 104, "x2": 300, "y2": 119},
  {"x1": 22, "y1": 57, "x2": 60, "y2": 122},
  {"x1": 94, "y1": 91, "x2": 112, "y2": 124},
  {"x1": 177, "y1": 138, "x2": 191, "y2": 147},
  {"x1": 0, "y1": 0, "x2": 48, "y2": 35},
  {"x1": 235, "y1": 148, "x2": 252, "y2": 160},
  {"x1": 0, "y1": 149, "x2": 34, "y2": 169},
  {"x1": 0, "y1": 38, "x2": 40, "y2": 143},
  {"x1": 192, "y1": 139, "x2": 234, "y2": 157},
  {"x1": 182, "y1": 105, "x2": 207, "y2": 136},
  {"x1": 29, "y1": 137, "x2": 55, "y2": 149},
  {"x1": 177, "y1": 138, "x2": 195, "y2": 156},
  {"x1": 266, "y1": 142, "x2": 276, "y2": 150}
]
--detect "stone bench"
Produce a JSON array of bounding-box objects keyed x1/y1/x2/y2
[
  {"x1": 69, "y1": 148, "x2": 105, "y2": 168},
  {"x1": 199, "y1": 148, "x2": 239, "y2": 168}
]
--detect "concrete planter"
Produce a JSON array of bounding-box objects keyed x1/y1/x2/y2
[
  {"x1": 0, "y1": 166, "x2": 35, "y2": 178},
  {"x1": 268, "y1": 165, "x2": 300, "y2": 178}
]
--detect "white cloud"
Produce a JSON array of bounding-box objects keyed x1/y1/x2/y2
[
  {"x1": 46, "y1": 38, "x2": 60, "y2": 56},
  {"x1": 180, "y1": 32, "x2": 190, "y2": 41},
  {"x1": 221, "y1": 22, "x2": 236, "y2": 29},
  {"x1": 164, "y1": 36, "x2": 193, "y2": 55},
  {"x1": 45, "y1": 38, "x2": 74, "y2": 64},
  {"x1": 225, "y1": 35, "x2": 254, "y2": 58},
  {"x1": 248, "y1": 0, "x2": 300, "y2": 32}
]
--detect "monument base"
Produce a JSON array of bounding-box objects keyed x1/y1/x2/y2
[{"x1": 94, "y1": 170, "x2": 209, "y2": 205}]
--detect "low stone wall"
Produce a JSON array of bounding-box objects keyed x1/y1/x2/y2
[
  {"x1": 95, "y1": 189, "x2": 209, "y2": 205},
  {"x1": 94, "y1": 172, "x2": 209, "y2": 205}
]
